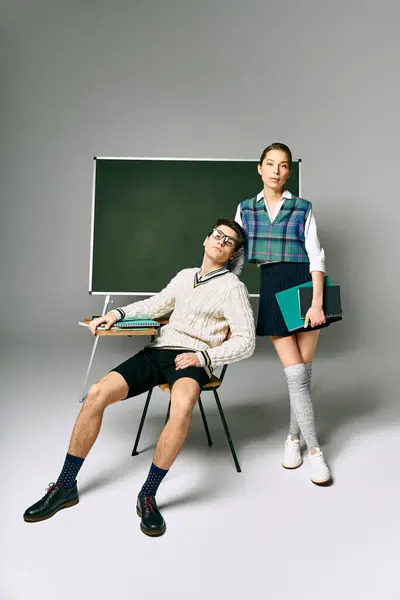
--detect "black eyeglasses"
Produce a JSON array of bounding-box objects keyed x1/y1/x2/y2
[{"x1": 210, "y1": 228, "x2": 238, "y2": 248}]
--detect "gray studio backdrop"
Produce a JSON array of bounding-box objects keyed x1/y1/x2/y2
[
  {"x1": 1, "y1": 0, "x2": 398, "y2": 369},
  {"x1": 2, "y1": 3, "x2": 400, "y2": 599}
]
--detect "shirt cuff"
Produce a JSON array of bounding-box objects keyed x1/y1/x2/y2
[
  {"x1": 196, "y1": 351, "x2": 211, "y2": 368},
  {"x1": 111, "y1": 308, "x2": 125, "y2": 321},
  {"x1": 309, "y1": 258, "x2": 326, "y2": 273}
]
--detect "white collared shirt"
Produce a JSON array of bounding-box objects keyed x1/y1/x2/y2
[{"x1": 234, "y1": 190, "x2": 325, "y2": 273}]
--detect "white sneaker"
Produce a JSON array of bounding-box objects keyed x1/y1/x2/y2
[
  {"x1": 309, "y1": 448, "x2": 331, "y2": 485},
  {"x1": 282, "y1": 435, "x2": 303, "y2": 469}
]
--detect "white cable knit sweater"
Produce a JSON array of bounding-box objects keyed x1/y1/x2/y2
[{"x1": 111, "y1": 268, "x2": 255, "y2": 369}]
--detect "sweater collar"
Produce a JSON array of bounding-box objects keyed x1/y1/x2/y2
[{"x1": 194, "y1": 266, "x2": 229, "y2": 288}]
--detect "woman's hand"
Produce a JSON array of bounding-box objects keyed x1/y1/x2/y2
[
  {"x1": 175, "y1": 352, "x2": 201, "y2": 370},
  {"x1": 304, "y1": 305, "x2": 326, "y2": 328}
]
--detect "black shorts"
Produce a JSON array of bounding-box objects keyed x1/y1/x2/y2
[{"x1": 111, "y1": 348, "x2": 210, "y2": 399}]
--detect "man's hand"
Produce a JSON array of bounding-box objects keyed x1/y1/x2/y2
[
  {"x1": 175, "y1": 352, "x2": 201, "y2": 370},
  {"x1": 89, "y1": 312, "x2": 117, "y2": 335},
  {"x1": 304, "y1": 305, "x2": 326, "y2": 328}
]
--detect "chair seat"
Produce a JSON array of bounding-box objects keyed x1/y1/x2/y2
[{"x1": 159, "y1": 375, "x2": 221, "y2": 393}]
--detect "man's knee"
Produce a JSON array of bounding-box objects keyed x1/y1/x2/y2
[
  {"x1": 83, "y1": 383, "x2": 106, "y2": 410},
  {"x1": 170, "y1": 381, "x2": 199, "y2": 422},
  {"x1": 84, "y1": 381, "x2": 117, "y2": 411},
  {"x1": 83, "y1": 372, "x2": 128, "y2": 411}
]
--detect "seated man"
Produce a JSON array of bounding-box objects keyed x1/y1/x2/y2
[{"x1": 23, "y1": 218, "x2": 255, "y2": 536}]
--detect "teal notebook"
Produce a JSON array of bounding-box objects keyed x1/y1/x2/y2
[
  {"x1": 114, "y1": 318, "x2": 160, "y2": 329},
  {"x1": 275, "y1": 276, "x2": 333, "y2": 333}
]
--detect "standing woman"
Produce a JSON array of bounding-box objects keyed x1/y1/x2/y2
[{"x1": 234, "y1": 143, "x2": 332, "y2": 485}]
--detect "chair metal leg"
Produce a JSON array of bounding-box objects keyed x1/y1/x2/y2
[
  {"x1": 165, "y1": 399, "x2": 171, "y2": 424},
  {"x1": 198, "y1": 396, "x2": 212, "y2": 446},
  {"x1": 132, "y1": 388, "x2": 154, "y2": 456},
  {"x1": 213, "y1": 389, "x2": 241, "y2": 473}
]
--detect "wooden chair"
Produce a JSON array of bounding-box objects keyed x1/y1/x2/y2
[{"x1": 131, "y1": 332, "x2": 241, "y2": 472}]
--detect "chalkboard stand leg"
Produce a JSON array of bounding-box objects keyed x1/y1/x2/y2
[{"x1": 79, "y1": 294, "x2": 112, "y2": 403}]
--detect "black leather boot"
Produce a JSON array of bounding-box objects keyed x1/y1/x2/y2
[
  {"x1": 23, "y1": 482, "x2": 79, "y2": 522},
  {"x1": 136, "y1": 494, "x2": 166, "y2": 537}
]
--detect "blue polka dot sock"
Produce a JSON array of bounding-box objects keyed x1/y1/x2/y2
[
  {"x1": 139, "y1": 463, "x2": 169, "y2": 498},
  {"x1": 56, "y1": 453, "x2": 85, "y2": 488}
]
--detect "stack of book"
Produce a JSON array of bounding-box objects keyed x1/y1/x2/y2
[
  {"x1": 275, "y1": 276, "x2": 343, "y2": 333},
  {"x1": 79, "y1": 318, "x2": 161, "y2": 330},
  {"x1": 113, "y1": 318, "x2": 161, "y2": 329}
]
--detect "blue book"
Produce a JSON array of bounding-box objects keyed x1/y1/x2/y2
[{"x1": 275, "y1": 276, "x2": 333, "y2": 333}]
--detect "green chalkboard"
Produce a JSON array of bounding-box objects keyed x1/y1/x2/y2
[{"x1": 90, "y1": 158, "x2": 300, "y2": 295}]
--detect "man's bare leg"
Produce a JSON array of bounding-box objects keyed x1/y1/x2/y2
[
  {"x1": 153, "y1": 378, "x2": 200, "y2": 469},
  {"x1": 68, "y1": 371, "x2": 129, "y2": 458},
  {"x1": 136, "y1": 378, "x2": 200, "y2": 537},
  {"x1": 23, "y1": 371, "x2": 128, "y2": 523}
]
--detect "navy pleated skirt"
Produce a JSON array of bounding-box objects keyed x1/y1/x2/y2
[{"x1": 256, "y1": 262, "x2": 331, "y2": 337}]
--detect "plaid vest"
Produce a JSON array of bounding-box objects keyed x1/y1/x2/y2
[{"x1": 240, "y1": 195, "x2": 311, "y2": 263}]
